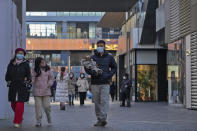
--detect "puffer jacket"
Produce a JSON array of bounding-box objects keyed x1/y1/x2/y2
[
  {"x1": 120, "y1": 79, "x2": 132, "y2": 93},
  {"x1": 32, "y1": 69, "x2": 54, "y2": 97},
  {"x1": 68, "y1": 77, "x2": 76, "y2": 95},
  {"x1": 5, "y1": 59, "x2": 31, "y2": 102},
  {"x1": 84, "y1": 51, "x2": 117, "y2": 85},
  {"x1": 77, "y1": 78, "x2": 89, "y2": 92},
  {"x1": 55, "y1": 73, "x2": 69, "y2": 102}
]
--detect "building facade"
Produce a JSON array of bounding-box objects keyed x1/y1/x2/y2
[
  {"x1": 117, "y1": 0, "x2": 168, "y2": 102},
  {"x1": 117, "y1": 0, "x2": 197, "y2": 109},
  {"x1": 26, "y1": 12, "x2": 120, "y2": 77},
  {"x1": 0, "y1": 0, "x2": 26, "y2": 119},
  {"x1": 163, "y1": 0, "x2": 197, "y2": 109}
]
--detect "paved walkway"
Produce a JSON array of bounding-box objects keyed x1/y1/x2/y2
[{"x1": 0, "y1": 99, "x2": 197, "y2": 131}]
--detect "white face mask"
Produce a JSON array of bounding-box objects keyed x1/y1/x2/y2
[
  {"x1": 123, "y1": 76, "x2": 126, "y2": 80},
  {"x1": 29, "y1": 63, "x2": 33, "y2": 68},
  {"x1": 81, "y1": 75, "x2": 84, "y2": 78}
]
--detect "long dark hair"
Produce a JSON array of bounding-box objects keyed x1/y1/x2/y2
[
  {"x1": 60, "y1": 67, "x2": 66, "y2": 81},
  {"x1": 34, "y1": 57, "x2": 50, "y2": 77}
]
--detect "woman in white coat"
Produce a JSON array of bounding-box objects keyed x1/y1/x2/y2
[
  {"x1": 77, "y1": 73, "x2": 89, "y2": 105},
  {"x1": 55, "y1": 67, "x2": 68, "y2": 110}
]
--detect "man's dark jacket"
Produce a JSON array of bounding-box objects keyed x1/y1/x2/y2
[{"x1": 85, "y1": 51, "x2": 117, "y2": 85}]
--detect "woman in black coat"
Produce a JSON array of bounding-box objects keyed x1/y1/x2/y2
[
  {"x1": 5, "y1": 48, "x2": 31, "y2": 128},
  {"x1": 120, "y1": 73, "x2": 132, "y2": 107}
]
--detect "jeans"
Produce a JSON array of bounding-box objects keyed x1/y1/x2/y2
[{"x1": 69, "y1": 94, "x2": 75, "y2": 103}]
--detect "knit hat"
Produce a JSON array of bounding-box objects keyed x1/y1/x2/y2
[{"x1": 15, "y1": 48, "x2": 26, "y2": 56}]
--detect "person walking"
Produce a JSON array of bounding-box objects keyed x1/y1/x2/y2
[
  {"x1": 5, "y1": 48, "x2": 31, "y2": 128},
  {"x1": 32, "y1": 57, "x2": 54, "y2": 127},
  {"x1": 110, "y1": 81, "x2": 116, "y2": 102},
  {"x1": 120, "y1": 73, "x2": 132, "y2": 107},
  {"x1": 77, "y1": 73, "x2": 89, "y2": 105},
  {"x1": 84, "y1": 40, "x2": 117, "y2": 127},
  {"x1": 68, "y1": 72, "x2": 76, "y2": 106},
  {"x1": 55, "y1": 67, "x2": 69, "y2": 110}
]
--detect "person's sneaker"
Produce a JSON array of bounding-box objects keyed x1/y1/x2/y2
[
  {"x1": 100, "y1": 121, "x2": 107, "y2": 127},
  {"x1": 35, "y1": 122, "x2": 42, "y2": 127},
  {"x1": 14, "y1": 124, "x2": 20, "y2": 128},
  {"x1": 60, "y1": 106, "x2": 66, "y2": 110},
  {"x1": 94, "y1": 121, "x2": 102, "y2": 126}
]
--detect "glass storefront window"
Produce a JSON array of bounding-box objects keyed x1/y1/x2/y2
[
  {"x1": 137, "y1": 65, "x2": 158, "y2": 101},
  {"x1": 82, "y1": 12, "x2": 89, "y2": 16},
  {"x1": 67, "y1": 23, "x2": 77, "y2": 39},
  {"x1": 26, "y1": 12, "x2": 105, "y2": 17},
  {"x1": 64, "y1": 12, "x2": 70, "y2": 16},
  {"x1": 89, "y1": 23, "x2": 96, "y2": 39},
  {"x1": 52, "y1": 54, "x2": 61, "y2": 66},
  {"x1": 26, "y1": 12, "x2": 47, "y2": 16},
  {"x1": 95, "y1": 12, "x2": 102, "y2": 16},
  {"x1": 70, "y1": 12, "x2": 83, "y2": 16},
  {"x1": 26, "y1": 21, "x2": 120, "y2": 39},
  {"x1": 88, "y1": 12, "x2": 96, "y2": 16},
  {"x1": 56, "y1": 12, "x2": 64, "y2": 16},
  {"x1": 27, "y1": 23, "x2": 57, "y2": 38},
  {"x1": 167, "y1": 40, "x2": 185, "y2": 104}
]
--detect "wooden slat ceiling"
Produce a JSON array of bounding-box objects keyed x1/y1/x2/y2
[{"x1": 97, "y1": 12, "x2": 126, "y2": 28}]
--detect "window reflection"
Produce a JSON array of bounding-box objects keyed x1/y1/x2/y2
[
  {"x1": 26, "y1": 22, "x2": 120, "y2": 39},
  {"x1": 167, "y1": 40, "x2": 185, "y2": 104},
  {"x1": 27, "y1": 23, "x2": 56, "y2": 38}
]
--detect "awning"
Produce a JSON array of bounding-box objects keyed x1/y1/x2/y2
[{"x1": 97, "y1": 12, "x2": 126, "y2": 28}]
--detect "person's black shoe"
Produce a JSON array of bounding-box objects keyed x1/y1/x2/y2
[
  {"x1": 127, "y1": 102, "x2": 131, "y2": 107},
  {"x1": 60, "y1": 106, "x2": 66, "y2": 110},
  {"x1": 69, "y1": 102, "x2": 71, "y2": 106},
  {"x1": 94, "y1": 121, "x2": 102, "y2": 126},
  {"x1": 100, "y1": 121, "x2": 107, "y2": 127},
  {"x1": 72, "y1": 101, "x2": 74, "y2": 105},
  {"x1": 127, "y1": 104, "x2": 131, "y2": 107},
  {"x1": 120, "y1": 104, "x2": 125, "y2": 107}
]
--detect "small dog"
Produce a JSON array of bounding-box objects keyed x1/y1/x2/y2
[{"x1": 81, "y1": 56, "x2": 103, "y2": 76}]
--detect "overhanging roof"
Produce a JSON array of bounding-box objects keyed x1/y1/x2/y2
[
  {"x1": 97, "y1": 12, "x2": 126, "y2": 28},
  {"x1": 27, "y1": 0, "x2": 138, "y2": 12}
]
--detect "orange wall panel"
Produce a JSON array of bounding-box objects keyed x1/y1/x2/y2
[{"x1": 26, "y1": 38, "x2": 118, "y2": 51}]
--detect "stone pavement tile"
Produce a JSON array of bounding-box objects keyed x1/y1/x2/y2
[{"x1": 0, "y1": 101, "x2": 197, "y2": 131}]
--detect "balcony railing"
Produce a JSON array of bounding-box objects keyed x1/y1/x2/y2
[{"x1": 26, "y1": 32, "x2": 121, "y2": 39}]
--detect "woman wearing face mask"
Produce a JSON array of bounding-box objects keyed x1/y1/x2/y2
[
  {"x1": 5, "y1": 48, "x2": 31, "y2": 128},
  {"x1": 68, "y1": 72, "x2": 76, "y2": 106},
  {"x1": 32, "y1": 57, "x2": 54, "y2": 127},
  {"x1": 120, "y1": 73, "x2": 132, "y2": 107},
  {"x1": 77, "y1": 73, "x2": 89, "y2": 105},
  {"x1": 55, "y1": 67, "x2": 69, "y2": 110}
]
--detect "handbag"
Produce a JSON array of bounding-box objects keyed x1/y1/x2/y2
[{"x1": 87, "y1": 91, "x2": 92, "y2": 99}]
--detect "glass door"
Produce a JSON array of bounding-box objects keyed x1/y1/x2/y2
[{"x1": 137, "y1": 65, "x2": 158, "y2": 101}]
